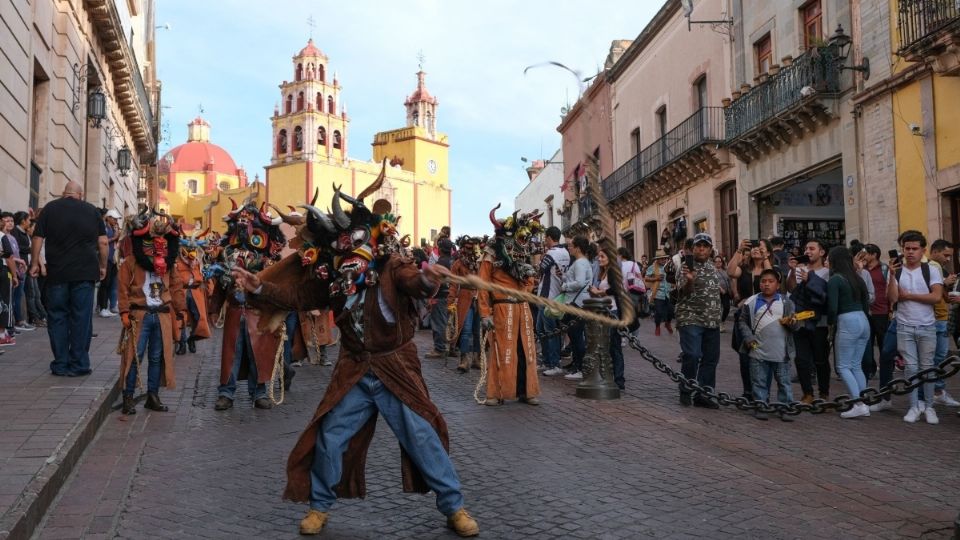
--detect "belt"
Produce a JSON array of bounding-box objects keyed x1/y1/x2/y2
[
  {"x1": 130, "y1": 304, "x2": 170, "y2": 314},
  {"x1": 492, "y1": 298, "x2": 523, "y2": 305},
  {"x1": 349, "y1": 342, "x2": 412, "y2": 362}
]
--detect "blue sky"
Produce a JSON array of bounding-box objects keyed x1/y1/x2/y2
[{"x1": 156, "y1": 1, "x2": 658, "y2": 235}]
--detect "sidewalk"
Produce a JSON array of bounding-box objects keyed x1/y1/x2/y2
[{"x1": 0, "y1": 316, "x2": 123, "y2": 540}]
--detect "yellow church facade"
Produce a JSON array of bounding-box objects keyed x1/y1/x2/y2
[{"x1": 160, "y1": 39, "x2": 452, "y2": 246}]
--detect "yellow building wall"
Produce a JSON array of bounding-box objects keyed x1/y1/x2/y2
[
  {"x1": 265, "y1": 161, "x2": 310, "y2": 215},
  {"x1": 372, "y1": 127, "x2": 450, "y2": 187},
  {"x1": 893, "y1": 81, "x2": 927, "y2": 234},
  {"x1": 934, "y1": 76, "x2": 960, "y2": 171}
]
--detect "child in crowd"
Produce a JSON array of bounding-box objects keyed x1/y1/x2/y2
[{"x1": 737, "y1": 269, "x2": 799, "y2": 422}]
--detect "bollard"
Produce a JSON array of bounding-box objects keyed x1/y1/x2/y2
[{"x1": 575, "y1": 298, "x2": 621, "y2": 400}]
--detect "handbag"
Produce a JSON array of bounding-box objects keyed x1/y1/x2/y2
[
  {"x1": 626, "y1": 261, "x2": 645, "y2": 294},
  {"x1": 544, "y1": 282, "x2": 589, "y2": 319}
]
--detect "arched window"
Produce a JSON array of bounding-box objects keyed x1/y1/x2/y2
[
  {"x1": 294, "y1": 126, "x2": 303, "y2": 151},
  {"x1": 425, "y1": 111, "x2": 433, "y2": 131},
  {"x1": 297, "y1": 92, "x2": 304, "y2": 111},
  {"x1": 412, "y1": 110, "x2": 419, "y2": 126},
  {"x1": 295, "y1": 63, "x2": 303, "y2": 81},
  {"x1": 316, "y1": 92, "x2": 323, "y2": 112},
  {"x1": 285, "y1": 95, "x2": 292, "y2": 114},
  {"x1": 317, "y1": 126, "x2": 326, "y2": 146},
  {"x1": 332, "y1": 130, "x2": 342, "y2": 149},
  {"x1": 327, "y1": 96, "x2": 335, "y2": 115},
  {"x1": 278, "y1": 129, "x2": 288, "y2": 154},
  {"x1": 186, "y1": 179, "x2": 198, "y2": 194},
  {"x1": 307, "y1": 63, "x2": 314, "y2": 79},
  {"x1": 318, "y1": 64, "x2": 325, "y2": 82}
]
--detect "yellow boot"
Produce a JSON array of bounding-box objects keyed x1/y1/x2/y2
[
  {"x1": 447, "y1": 508, "x2": 480, "y2": 537},
  {"x1": 299, "y1": 509, "x2": 329, "y2": 535}
]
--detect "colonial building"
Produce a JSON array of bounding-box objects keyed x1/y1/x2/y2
[
  {"x1": 853, "y1": 0, "x2": 960, "y2": 249},
  {"x1": 514, "y1": 149, "x2": 564, "y2": 234},
  {"x1": 265, "y1": 40, "x2": 452, "y2": 247},
  {"x1": 723, "y1": 0, "x2": 858, "y2": 253},
  {"x1": 603, "y1": 0, "x2": 737, "y2": 259},
  {"x1": 0, "y1": 0, "x2": 160, "y2": 215}
]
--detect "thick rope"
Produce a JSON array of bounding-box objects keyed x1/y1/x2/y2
[
  {"x1": 268, "y1": 321, "x2": 288, "y2": 406},
  {"x1": 214, "y1": 301, "x2": 227, "y2": 329},
  {"x1": 308, "y1": 312, "x2": 322, "y2": 366},
  {"x1": 445, "y1": 304, "x2": 458, "y2": 348}
]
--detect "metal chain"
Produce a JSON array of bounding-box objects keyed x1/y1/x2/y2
[
  {"x1": 535, "y1": 316, "x2": 583, "y2": 340},
  {"x1": 619, "y1": 328, "x2": 960, "y2": 415}
]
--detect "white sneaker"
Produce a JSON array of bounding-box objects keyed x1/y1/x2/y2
[
  {"x1": 99, "y1": 309, "x2": 114, "y2": 318},
  {"x1": 903, "y1": 403, "x2": 925, "y2": 423},
  {"x1": 564, "y1": 371, "x2": 583, "y2": 380},
  {"x1": 543, "y1": 367, "x2": 564, "y2": 376},
  {"x1": 924, "y1": 406, "x2": 939, "y2": 425},
  {"x1": 14, "y1": 323, "x2": 35, "y2": 332},
  {"x1": 933, "y1": 391, "x2": 960, "y2": 407},
  {"x1": 840, "y1": 403, "x2": 870, "y2": 419},
  {"x1": 869, "y1": 400, "x2": 892, "y2": 412}
]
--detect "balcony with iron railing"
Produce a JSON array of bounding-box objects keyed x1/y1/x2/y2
[
  {"x1": 897, "y1": 0, "x2": 960, "y2": 74},
  {"x1": 602, "y1": 107, "x2": 726, "y2": 218},
  {"x1": 723, "y1": 49, "x2": 842, "y2": 164}
]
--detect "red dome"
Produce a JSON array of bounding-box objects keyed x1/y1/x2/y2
[
  {"x1": 163, "y1": 141, "x2": 239, "y2": 175},
  {"x1": 298, "y1": 39, "x2": 325, "y2": 58}
]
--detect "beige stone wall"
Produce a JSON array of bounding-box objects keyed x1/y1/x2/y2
[{"x1": 0, "y1": 0, "x2": 153, "y2": 214}]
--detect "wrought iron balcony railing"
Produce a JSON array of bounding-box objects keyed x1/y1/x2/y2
[
  {"x1": 603, "y1": 106, "x2": 724, "y2": 202},
  {"x1": 897, "y1": 0, "x2": 960, "y2": 53},
  {"x1": 724, "y1": 49, "x2": 841, "y2": 143}
]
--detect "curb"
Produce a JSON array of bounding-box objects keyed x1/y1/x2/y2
[{"x1": 0, "y1": 382, "x2": 120, "y2": 540}]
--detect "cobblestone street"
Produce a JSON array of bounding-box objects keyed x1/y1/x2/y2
[{"x1": 31, "y1": 320, "x2": 960, "y2": 539}]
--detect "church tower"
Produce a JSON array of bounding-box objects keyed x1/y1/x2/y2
[
  {"x1": 372, "y1": 69, "x2": 449, "y2": 188},
  {"x1": 270, "y1": 39, "x2": 348, "y2": 165}
]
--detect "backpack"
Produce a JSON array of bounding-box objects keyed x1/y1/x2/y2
[{"x1": 895, "y1": 262, "x2": 931, "y2": 292}]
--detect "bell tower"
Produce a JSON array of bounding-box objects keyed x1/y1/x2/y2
[
  {"x1": 405, "y1": 70, "x2": 438, "y2": 140},
  {"x1": 270, "y1": 39, "x2": 349, "y2": 165}
]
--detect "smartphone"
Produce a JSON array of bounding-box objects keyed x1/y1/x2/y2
[
  {"x1": 750, "y1": 239, "x2": 760, "y2": 248},
  {"x1": 888, "y1": 249, "x2": 900, "y2": 263},
  {"x1": 684, "y1": 254, "x2": 695, "y2": 270},
  {"x1": 794, "y1": 255, "x2": 810, "y2": 265}
]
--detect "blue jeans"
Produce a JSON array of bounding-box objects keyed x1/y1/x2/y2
[
  {"x1": 12, "y1": 279, "x2": 25, "y2": 323},
  {"x1": 836, "y1": 311, "x2": 870, "y2": 398},
  {"x1": 125, "y1": 312, "x2": 163, "y2": 395},
  {"x1": 609, "y1": 325, "x2": 625, "y2": 390},
  {"x1": 283, "y1": 311, "x2": 299, "y2": 365},
  {"x1": 459, "y1": 304, "x2": 480, "y2": 354},
  {"x1": 897, "y1": 323, "x2": 937, "y2": 407},
  {"x1": 750, "y1": 359, "x2": 794, "y2": 404},
  {"x1": 536, "y1": 309, "x2": 560, "y2": 368},
  {"x1": 218, "y1": 323, "x2": 266, "y2": 400},
  {"x1": 310, "y1": 373, "x2": 464, "y2": 515},
  {"x1": 918, "y1": 320, "x2": 948, "y2": 401},
  {"x1": 678, "y1": 325, "x2": 720, "y2": 396},
  {"x1": 45, "y1": 281, "x2": 95, "y2": 375},
  {"x1": 429, "y1": 299, "x2": 448, "y2": 352}
]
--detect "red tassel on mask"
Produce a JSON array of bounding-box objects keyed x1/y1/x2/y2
[{"x1": 153, "y1": 237, "x2": 168, "y2": 275}]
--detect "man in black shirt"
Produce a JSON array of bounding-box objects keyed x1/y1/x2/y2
[{"x1": 29, "y1": 181, "x2": 108, "y2": 376}]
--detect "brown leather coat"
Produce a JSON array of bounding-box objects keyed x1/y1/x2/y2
[
  {"x1": 256, "y1": 254, "x2": 446, "y2": 502},
  {"x1": 477, "y1": 259, "x2": 540, "y2": 401},
  {"x1": 208, "y1": 284, "x2": 284, "y2": 386},
  {"x1": 174, "y1": 257, "x2": 211, "y2": 340},
  {"x1": 446, "y1": 258, "x2": 479, "y2": 342},
  {"x1": 117, "y1": 257, "x2": 187, "y2": 388}
]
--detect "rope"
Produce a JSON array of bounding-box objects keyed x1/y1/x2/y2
[
  {"x1": 445, "y1": 304, "x2": 458, "y2": 346},
  {"x1": 268, "y1": 321, "x2": 288, "y2": 406},
  {"x1": 214, "y1": 301, "x2": 226, "y2": 329},
  {"x1": 473, "y1": 329, "x2": 491, "y2": 405},
  {"x1": 308, "y1": 312, "x2": 322, "y2": 366}
]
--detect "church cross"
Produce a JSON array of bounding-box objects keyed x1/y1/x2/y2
[{"x1": 307, "y1": 16, "x2": 316, "y2": 39}]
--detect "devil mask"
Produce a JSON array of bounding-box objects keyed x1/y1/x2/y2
[
  {"x1": 129, "y1": 207, "x2": 180, "y2": 275},
  {"x1": 487, "y1": 204, "x2": 545, "y2": 282},
  {"x1": 219, "y1": 196, "x2": 286, "y2": 277}
]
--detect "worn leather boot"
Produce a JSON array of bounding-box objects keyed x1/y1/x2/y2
[
  {"x1": 144, "y1": 392, "x2": 169, "y2": 412},
  {"x1": 187, "y1": 337, "x2": 197, "y2": 354},
  {"x1": 121, "y1": 395, "x2": 136, "y2": 415},
  {"x1": 214, "y1": 396, "x2": 233, "y2": 411},
  {"x1": 446, "y1": 508, "x2": 480, "y2": 537},
  {"x1": 174, "y1": 340, "x2": 186, "y2": 356},
  {"x1": 457, "y1": 353, "x2": 469, "y2": 373},
  {"x1": 299, "y1": 509, "x2": 329, "y2": 535},
  {"x1": 470, "y1": 352, "x2": 481, "y2": 370},
  {"x1": 254, "y1": 397, "x2": 273, "y2": 410}
]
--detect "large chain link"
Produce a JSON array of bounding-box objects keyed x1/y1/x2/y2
[
  {"x1": 620, "y1": 328, "x2": 960, "y2": 415},
  {"x1": 535, "y1": 316, "x2": 583, "y2": 340}
]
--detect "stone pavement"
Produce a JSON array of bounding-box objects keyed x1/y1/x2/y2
[
  {"x1": 0, "y1": 317, "x2": 123, "y2": 540},
  {"x1": 28, "y1": 319, "x2": 960, "y2": 539}
]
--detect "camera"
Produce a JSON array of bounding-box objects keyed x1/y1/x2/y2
[
  {"x1": 750, "y1": 239, "x2": 760, "y2": 248},
  {"x1": 794, "y1": 255, "x2": 811, "y2": 265},
  {"x1": 888, "y1": 249, "x2": 901, "y2": 263}
]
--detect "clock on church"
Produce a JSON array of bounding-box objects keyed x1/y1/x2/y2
[{"x1": 427, "y1": 159, "x2": 437, "y2": 174}]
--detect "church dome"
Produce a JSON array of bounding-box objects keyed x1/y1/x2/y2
[
  {"x1": 297, "y1": 38, "x2": 326, "y2": 58},
  {"x1": 162, "y1": 117, "x2": 241, "y2": 175}
]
